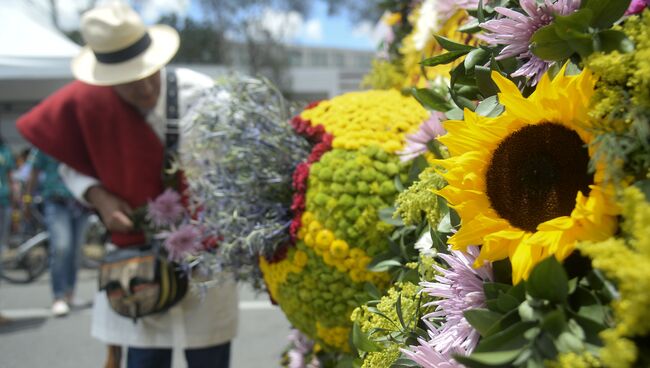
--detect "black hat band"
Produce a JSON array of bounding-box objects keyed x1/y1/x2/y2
[{"x1": 93, "y1": 33, "x2": 152, "y2": 64}]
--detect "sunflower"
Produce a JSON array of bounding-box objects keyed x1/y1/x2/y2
[{"x1": 436, "y1": 65, "x2": 619, "y2": 283}]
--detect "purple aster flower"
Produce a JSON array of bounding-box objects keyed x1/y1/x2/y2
[
  {"x1": 147, "y1": 188, "x2": 185, "y2": 227},
  {"x1": 626, "y1": 0, "x2": 649, "y2": 15},
  {"x1": 162, "y1": 224, "x2": 203, "y2": 262},
  {"x1": 406, "y1": 246, "x2": 492, "y2": 365},
  {"x1": 286, "y1": 329, "x2": 321, "y2": 368},
  {"x1": 402, "y1": 333, "x2": 467, "y2": 368},
  {"x1": 481, "y1": 0, "x2": 581, "y2": 84},
  {"x1": 399, "y1": 112, "x2": 446, "y2": 162}
]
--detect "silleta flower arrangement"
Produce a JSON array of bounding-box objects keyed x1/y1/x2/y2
[{"x1": 338, "y1": 0, "x2": 650, "y2": 367}]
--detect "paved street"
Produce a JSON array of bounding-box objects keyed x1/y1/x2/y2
[{"x1": 0, "y1": 269, "x2": 291, "y2": 368}]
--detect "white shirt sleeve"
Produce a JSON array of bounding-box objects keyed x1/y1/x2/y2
[{"x1": 58, "y1": 164, "x2": 100, "y2": 207}]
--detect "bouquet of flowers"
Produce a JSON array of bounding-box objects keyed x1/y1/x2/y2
[{"x1": 342, "y1": 1, "x2": 650, "y2": 367}]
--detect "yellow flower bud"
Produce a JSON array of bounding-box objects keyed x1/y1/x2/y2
[
  {"x1": 315, "y1": 229, "x2": 335, "y2": 250},
  {"x1": 329, "y1": 239, "x2": 349, "y2": 259}
]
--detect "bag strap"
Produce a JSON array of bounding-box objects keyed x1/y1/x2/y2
[{"x1": 163, "y1": 68, "x2": 179, "y2": 185}]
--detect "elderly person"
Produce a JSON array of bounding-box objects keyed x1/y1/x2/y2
[{"x1": 17, "y1": 3, "x2": 238, "y2": 367}]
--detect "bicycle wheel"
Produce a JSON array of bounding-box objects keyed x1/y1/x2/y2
[{"x1": 0, "y1": 232, "x2": 49, "y2": 284}]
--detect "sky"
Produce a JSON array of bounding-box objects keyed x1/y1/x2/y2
[{"x1": 20, "y1": 0, "x2": 380, "y2": 51}]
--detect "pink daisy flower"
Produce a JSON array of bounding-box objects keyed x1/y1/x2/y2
[
  {"x1": 162, "y1": 224, "x2": 202, "y2": 262},
  {"x1": 147, "y1": 188, "x2": 185, "y2": 227},
  {"x1": 399, "y1": 112, "x2": 446, "y2": 162},
  {"x1": 404, "y1": 247, "x2": 492, "y2": 366},
  {"x1": 481, "y1": 0, "x2": 581, "y2": 84}
]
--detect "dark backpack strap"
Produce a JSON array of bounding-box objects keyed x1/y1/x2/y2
[{"x1": 163, "y1": 68, "x2": 179, "y2": 185}]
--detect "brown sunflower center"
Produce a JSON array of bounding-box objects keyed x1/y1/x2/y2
[{"x1": 485, "y1": 122, "x2": 594, "y2": 232}]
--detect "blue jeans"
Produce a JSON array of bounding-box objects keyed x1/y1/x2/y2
[
  {"x1": 127, "y1": 342, "x2": 231, "y2": 368},
  {"x1": 43, "y1": 199, "x2": 89, "y2": 300},
  {"x1": 0, "y1": 205, "x2": 11, "y2": 251}
]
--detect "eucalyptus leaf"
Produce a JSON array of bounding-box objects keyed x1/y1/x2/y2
[
  {"x1": 475, "y1": 95, "x2": 504, "y2": 117},
  {"x1": 379, "y1": 207, "x2": 404, "y2": 226},
  {"x1": 367, "y1": 259, "x2": 403, "y2": 272},
  {"x1": 464, "y1": 48, "x2": 489, "y2": 70}
]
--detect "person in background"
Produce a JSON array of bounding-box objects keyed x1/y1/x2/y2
[
  {"x1": 24, "y1": 149, "x2": 91, "y2": 317},
  {"x1": 0, "y1": 134, "x2": 15, "y2": 256},
  {"x1": 16, "y1": 2, "x2": 238, "y2": 368}
]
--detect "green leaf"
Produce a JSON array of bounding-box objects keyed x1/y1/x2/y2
[
  {"x1": 411, "y1": 87, "x2": 452, "y2": 111},
  {"x1": 582, "y1": 0, "x2": 631, "y2": 28},
  {"x1": 364, "y1": 283, "x2": 381, "y2": 300},
  {"x1": 464, "y1": 309, "x2": 504, "y2": 337},
  {"x1": 474, "y1": 321, "x2": 537, "y2": 352},
  {"x1": 475, "y1": 95, "x2": 504, "y2": 117},
  {"x1": 395, "y1": 293, "x2": 407, "y2": 329},
  {"x1": 407, "y1": 155, "x2": 429, "y2": 185},
  {"x1": 598, "y1": 29, "x2": 635, "y2": 54},
  {"x1": 458, "y1": 17, "x2": 482, "y2": 33},
  {"x1": 464, "y1": 48, "x2": 489, "y2": 70},
  {"x1": 526, "y1": 257, "x2": 569, "y2": 303},
  {"x1": 483, "y1": 282, "x2": 513, "y2": 300},
  {"x1": 530, "y1": 25, "x2": 574, "y2": 61},
  {"x1": 541, "y1": 308, "x2": 567, "y2": 337},
  {"x1": 434, "y1": 35, "x2": 474, "y2": 52},
  {"x1": 352, "y1": 322, "x2": 382, "y2": 353},
  {"x1": 445, "y1": 107, "x2": 464, "y2": 120},
  {"x1": 391, "y1": 357, "x2": 421, "y2": 368},
  {"x1": 378, "y1": 207, "x2": 404, "y2": 226},
  {"x1": 455, "y1": 349, "x2": 524, "y2": 366},
  {"x1": 426, "y1": 140, "x2": 446, "y2": 159},
  {"x1": 553, "y1": 9, "x2": 593, "y2": 37},
  {"x1": 421, "y1": 50, "x2": 469, "y2": 67},
  {"x1": 475, "y1": 66, "x2": 500, "y2": 98},
  {"x1": 367, "y1": 258, "x2": 402, "y2": 272},
  {"x1": 496, "y1": 293, "x2": 522, "y2": 313}
]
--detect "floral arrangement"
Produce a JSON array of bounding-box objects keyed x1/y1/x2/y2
[
  {"x1": 339, "y1": 1, "x2": 650, "y2": 367},
  {"x1": 178, "y1": 76, "x2": 312, "y2": 286},
  {"x1": 261, "y1": 90, "x2": 429, "y2": 352}
]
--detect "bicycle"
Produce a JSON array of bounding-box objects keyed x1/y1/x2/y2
[
  {"x1": 0, "y1": 198, "x2": 49, "y2": 284},
  {"x1": 0, "y1": 198, "x2": 107, "y2": 284}
]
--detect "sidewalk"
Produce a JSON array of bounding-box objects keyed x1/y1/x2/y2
[{"x1": 0, "y1": 270, "x2": 291, "y2": 368}]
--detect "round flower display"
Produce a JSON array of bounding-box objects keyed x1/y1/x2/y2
[
  {"x1": 436, "y1": 66, "x2": 619, "y2": 283},
  {"x1": 260, "y1": 89, "x2": 429, "y2": 352}
]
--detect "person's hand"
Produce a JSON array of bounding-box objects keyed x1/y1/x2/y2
[{"x1": 85, "y1": 185, "x2": 134, "y2": 233}]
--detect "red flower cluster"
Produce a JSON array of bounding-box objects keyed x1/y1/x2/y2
[{"x1": 287, "y1": 111, "x2": 334, "y2": 245}]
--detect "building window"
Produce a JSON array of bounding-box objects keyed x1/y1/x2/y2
[
  {"x1": 333, "y1": 53, "x2": 345, "y2": 68},
  {"x1": 288, "y1": 50, "x2": 303, "y2": 67},
  {"x1": 310, "y1": 51, "x2": 328, "y2": 67}
]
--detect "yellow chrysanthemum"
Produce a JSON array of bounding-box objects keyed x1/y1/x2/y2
[
  {"x1": 436, "y1": 66, "x2": 619, "y2": 283},
  {"x1": 300, "y1": 90, "x2": 428, "y2": 153}
]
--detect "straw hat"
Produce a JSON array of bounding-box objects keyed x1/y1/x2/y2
[{"x1": 71, "y1": 1, "x2": 179, "y2": 86}]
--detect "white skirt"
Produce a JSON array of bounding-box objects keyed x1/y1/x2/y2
[{"x1": 91, "y1": 278, "x2": 239, "y2": 349}]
